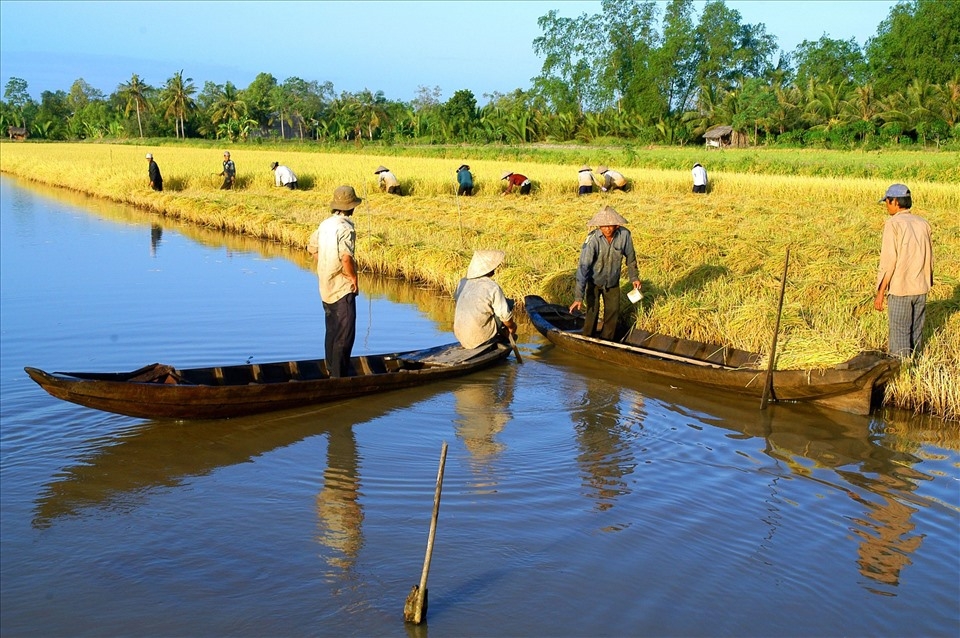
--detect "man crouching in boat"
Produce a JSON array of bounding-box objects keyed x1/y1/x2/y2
[
  {"x1": 569, "y1": 205, "x2": 641, "y2": 341},
  {"x1": 454, "y1": 250, "x2": 517, "y2": 350},
  {"x1": 308, "y1": 185, "x2": 361, "y2": 377}
]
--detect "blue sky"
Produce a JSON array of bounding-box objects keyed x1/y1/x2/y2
[{"x1": 0, "y1": 1, "x2": 896, "y2": 103}]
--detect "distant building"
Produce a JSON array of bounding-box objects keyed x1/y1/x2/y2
[{"x1": 704, "y1": 125, "x2": 748, "y2": 149}]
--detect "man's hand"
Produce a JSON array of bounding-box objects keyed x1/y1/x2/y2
[
  {"x1": 569, "y1": 300, "x2": 583, "y2": 313},
  {"x1": 874, "y1": 290, "x2": 885, "y2": 311}
]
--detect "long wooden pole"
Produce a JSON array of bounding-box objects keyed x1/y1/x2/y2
[
  {"x1": 761, "y1": 248, "x2": 790, "y2": 410},
  {"x1": 404, "y1": 441, "x2": 448, "y2": 624}
]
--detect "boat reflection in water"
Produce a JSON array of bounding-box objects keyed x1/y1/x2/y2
[
  {"x1": 32, "y1": 385, "x2": 451, "y2": 579},
  {"x1": 452, "y1": 365, "x2": 517, "y2": 491},
  {"x1": 667, "y1": 387, "x2": 933, "y2": 592}
]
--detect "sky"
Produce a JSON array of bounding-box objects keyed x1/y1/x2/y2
[{"x1": 0, "y1": 1, "x2": 898, "y2": 103}]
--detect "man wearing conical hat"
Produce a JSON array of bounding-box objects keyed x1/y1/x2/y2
[
  {"x1": 453, "y1": 250, "x2": 517, "y2": 350},
  {"x1": 578, "y1": 165, "x2": 599, "y2": 196},
  {"x1": 374, "y1": 165, "x2": 401, "y2": 195},
  {"x1": 307, "y1": 185, "x2": 363, "y2": 377},
  {"x1": 597, "y1": 165, "x2": 628, "y2": 192},
  {"x1": 569, "y1": 205, "x2": 641, "y2": 340}
]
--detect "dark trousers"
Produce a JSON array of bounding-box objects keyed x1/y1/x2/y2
[
  {"x1": 693, "y1": 184, "x2": 706, "y2": 193},
  {"x1": 582, "y1": 283, "x2": 621, "y2": 340},
  {"x1": 323, "y1": 293, "x2": 357, "y2": 377},
  {"x1": 285, "y1": 182, "x2": 297, "y2": 190},
  {"x1": 458, "y1": 185, "x2": 472, "y2": 196},
  {"x1": 578, "y1": 185, "x2": 593, "y2": 196},
  {"x1": 221, "y1": 176, "x2": 234, "y2": 190},
  {"x1": 151, "y1": 183, "x2": 163, "y2": 192}
]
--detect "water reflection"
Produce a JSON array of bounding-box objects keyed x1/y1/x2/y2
[
  {"x1": 150, "y1": 223, "x2": 163, "y2": 257},
  {"x1": 570, "y1": 378, "x2": 641, "y2": 522},
  {"x1": 676, "y1": 393, "x2": 934, "y2": 593},
  {"x1": 315, "y1": 425, "x2": 364, "y2": 574},
  {"x1": 452, "y1": 366, "x2": 517, "y2": 490}
]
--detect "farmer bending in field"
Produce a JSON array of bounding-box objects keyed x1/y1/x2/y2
[
  {"x1": 456, "y1": 164, "x2": 474, "y2": 196},
  {"x1": 374, "y1": 166, "x2": 402, "y2": 195},
  {"x1": 146, "y1": 153, "x2": 162, "y2": 191},
  {"x1": 454, "y1": 250, "x2": 517, "y2": 350},
  {"x1": 692, "y1": 162, "x2": 708, "y2": 193},
  {"x1": 220, "y1": 151, "x2": 236, "y2": 190},
  {"x1": 873, "y1": 183, "x2": 934, "y2": 359},
  {"x1": 501, "y1": 171, "x2": 531, "y2": 195},
  {"x1": 578, "y1": 165, "x2": 599, "y2": 195},
  {"x1": 307, "y1": 185, "x2": 362, "y2": 377},
  {"x1": 597, "y1": 165, "x2": 628, "y2": 192},
  {"x1": 271, "y1": 162, "x2": 298, "y2": 189},
  {"x1": 570, "y1": 205, "x2": 641, "y2": 341}
]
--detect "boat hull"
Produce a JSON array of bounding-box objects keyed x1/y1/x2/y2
[
  {"x1": 524, "y1": 295, "x2": 897, "y2": 415},
  {"x1": 26, "y1": 342, "x2": 511, "y2": 420}
]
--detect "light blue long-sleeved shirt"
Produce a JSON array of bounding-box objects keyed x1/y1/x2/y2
[{"x1": 574, "y1": 227, "x2": 639, "y2": 301}]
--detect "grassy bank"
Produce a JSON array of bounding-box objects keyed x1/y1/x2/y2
[{"x1": 2, "y1": 142, "x2": 957, "y2": 420}]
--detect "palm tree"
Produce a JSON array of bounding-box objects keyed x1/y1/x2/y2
[
  {"x1": 160, "y1": 70, "x2": 196, "y2": 139},
  {"x1": 209, "y1": 82, "x2": 248, "y2": 131},
  {"x1": 117, "y1": 73, "x2": 151, "y2": 138}
]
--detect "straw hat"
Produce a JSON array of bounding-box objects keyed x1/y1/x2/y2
[
  {"x1": 587, "y1": 205, "x2": 628, "y2": 227},
  {"x1": 330, "y1": 185, "x2": 362, "y2": 211},
  {"x1": 270, "y1": 161, "x2": 279, "y2": 170},
  {"x1": 374, "y1": 165, "x2": 389, "y2": 174},
  {"x1": 578, "y1": 164, "x2": 592, "y2": 172},
  {"x1": 501, "y1": 171, "x2": 513, "y2": 180},
  {"x1": 466, "y1": 250, "x2": 505, "y2": 279},
  {"x1": 597, "y1": 164, "x2": 609, "y2": 174}
]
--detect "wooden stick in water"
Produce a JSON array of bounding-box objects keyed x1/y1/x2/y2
[
  {"x1": 403, "y1": 441, "x2": 448, "y2": 624},
  {"x1": 761, "y1": 248, "x2": 790, "y2": 410}
]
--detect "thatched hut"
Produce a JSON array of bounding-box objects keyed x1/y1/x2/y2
[
  {"x1": 7, "y1": 126, "x2": 28, "y2": 141},
  {"x1": 704, "y1": 125, "x2": 747, "y2": 149}
]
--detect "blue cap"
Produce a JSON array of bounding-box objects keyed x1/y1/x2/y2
[{"x1": 880, "y1": 183, "x2": 910, "y2": 202}]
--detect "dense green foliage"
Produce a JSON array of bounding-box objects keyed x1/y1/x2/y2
[{"x1": 2, "y1": 0, "x2": 957, "y2": 149}]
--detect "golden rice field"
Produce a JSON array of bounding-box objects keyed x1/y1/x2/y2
[{"x1": 1, "y1": 142, "x2": 958, "y2": 420}]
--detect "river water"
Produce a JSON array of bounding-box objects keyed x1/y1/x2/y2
[{"x1": 1, "y1": 175, "x2": 957, "y2": 637}]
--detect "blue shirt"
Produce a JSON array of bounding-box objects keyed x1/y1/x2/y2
[
  {"x1": 574, "y1": 227, "x2": 639, "y2": 300},
  {"x1": 457, "y1": 168, "x2": 473, "y2": 189}
]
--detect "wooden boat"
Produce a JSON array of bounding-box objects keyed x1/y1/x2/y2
[
  {"x1": 524, "y1": 295, "x2": 899, "y2": 415},
  {"x1": 25, "y1": 341, "x2": 512, "y2": 420}
]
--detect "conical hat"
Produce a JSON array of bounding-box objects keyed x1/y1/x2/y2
[
  {"x1": 597, "y1": 164, "x2": 609, "y2": 173},
  {"x1": 578, "y1": 164, "x2": 592, "y2": 172},
  {"x1": 501, "y1": 171, "x2": 513, "y2": 180},
  {"x1": 466, "y1": 250, "x2": 505, "y2": 279},
  {"x1": 587, "y1": 205, "x2": 628, "y2": 227},
  {"x1": 374, "y1": 165, "x2": 389, "y2": 174}
]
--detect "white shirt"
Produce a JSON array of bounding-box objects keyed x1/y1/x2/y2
[
  {"x1": 692, "y1": 165, "x2": 708, "y2": 186},
  {"x1": 307, "y1": 214, "x2": 355, "y2": 303},
  {"x1": 453, "y1": 277, "x2": 513, "y2": 349},
  {"x1": 274, "y1": 165, "x2": 297, "y2": 186}
]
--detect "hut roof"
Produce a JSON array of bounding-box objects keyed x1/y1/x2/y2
[{"x1": 704, "y1": 125, "x2": 734, "y2": 139}]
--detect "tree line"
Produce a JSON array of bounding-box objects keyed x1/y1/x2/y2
[{"x1": 2, "y1": 0, "x2": 957, "y2": 149}]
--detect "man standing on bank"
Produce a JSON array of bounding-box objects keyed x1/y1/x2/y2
[
  {"x1": 146, "y1": 153, "x2": 163, "y2": 191},
  {"x1": 873, "y1": 183, "x2": 934, "y2": 359},
  {"x1": 220, "y1": 151, "x2": 236, "y2": 190},
  {"x1": 271, "y1": 162, "x2": 298, "y2": 189},
  {"x1": 569, "y1": 205, "x2": 641, "y2": 341},
  {"x1": 308, "y1": 186, "x2": 362, "y2": 377}
]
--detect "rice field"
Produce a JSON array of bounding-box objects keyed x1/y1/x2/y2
[{"x1": 1, "y1": 142, "x2": 957, "y2": 420}]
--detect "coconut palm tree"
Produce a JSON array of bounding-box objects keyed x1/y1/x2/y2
[
  {"x1": 117, "y1": 73, "x2": 151, "y2": 138},
  {"x1": 160, "y1": 70, "x2": 196, "y2": 139}
]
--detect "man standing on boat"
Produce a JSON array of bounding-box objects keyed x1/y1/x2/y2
[
  {"x1": 569, "y1": 206, "x2": 641, "y2": 341},
  {"x1": 308, "y1": 185, "x2": 362, "y2": 377},
  {"x1": 454, "y1": 250, "x2": 517, "y2": 349},
  {"x1": 874, "y1": 183, "x2": 934, "y2": 359}
]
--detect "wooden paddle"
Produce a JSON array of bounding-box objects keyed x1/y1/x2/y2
[
  {"x1": 508, "y1": 332, "x2": 523, "y2": 364},
  {"x1": 403, "y1": 441, "x2": 448, "y2": 624},
  {"x1": 761, "y1": 248, "x2": 790, "y2": 410}
]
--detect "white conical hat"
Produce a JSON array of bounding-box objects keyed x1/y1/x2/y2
[
  {"x1": 501, "y1": 171, "x2": 513, "y2": 180},
  {"x1": 466, "y1": 250, "x2": 505, "y2": 279},
  {"x1": 587, "y1": 205, "x2": 628, "y2": 227}
]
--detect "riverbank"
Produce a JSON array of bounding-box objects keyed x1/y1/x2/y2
[{"x1": 2, "y1": 142, "x2": 957, "y2": 419}]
